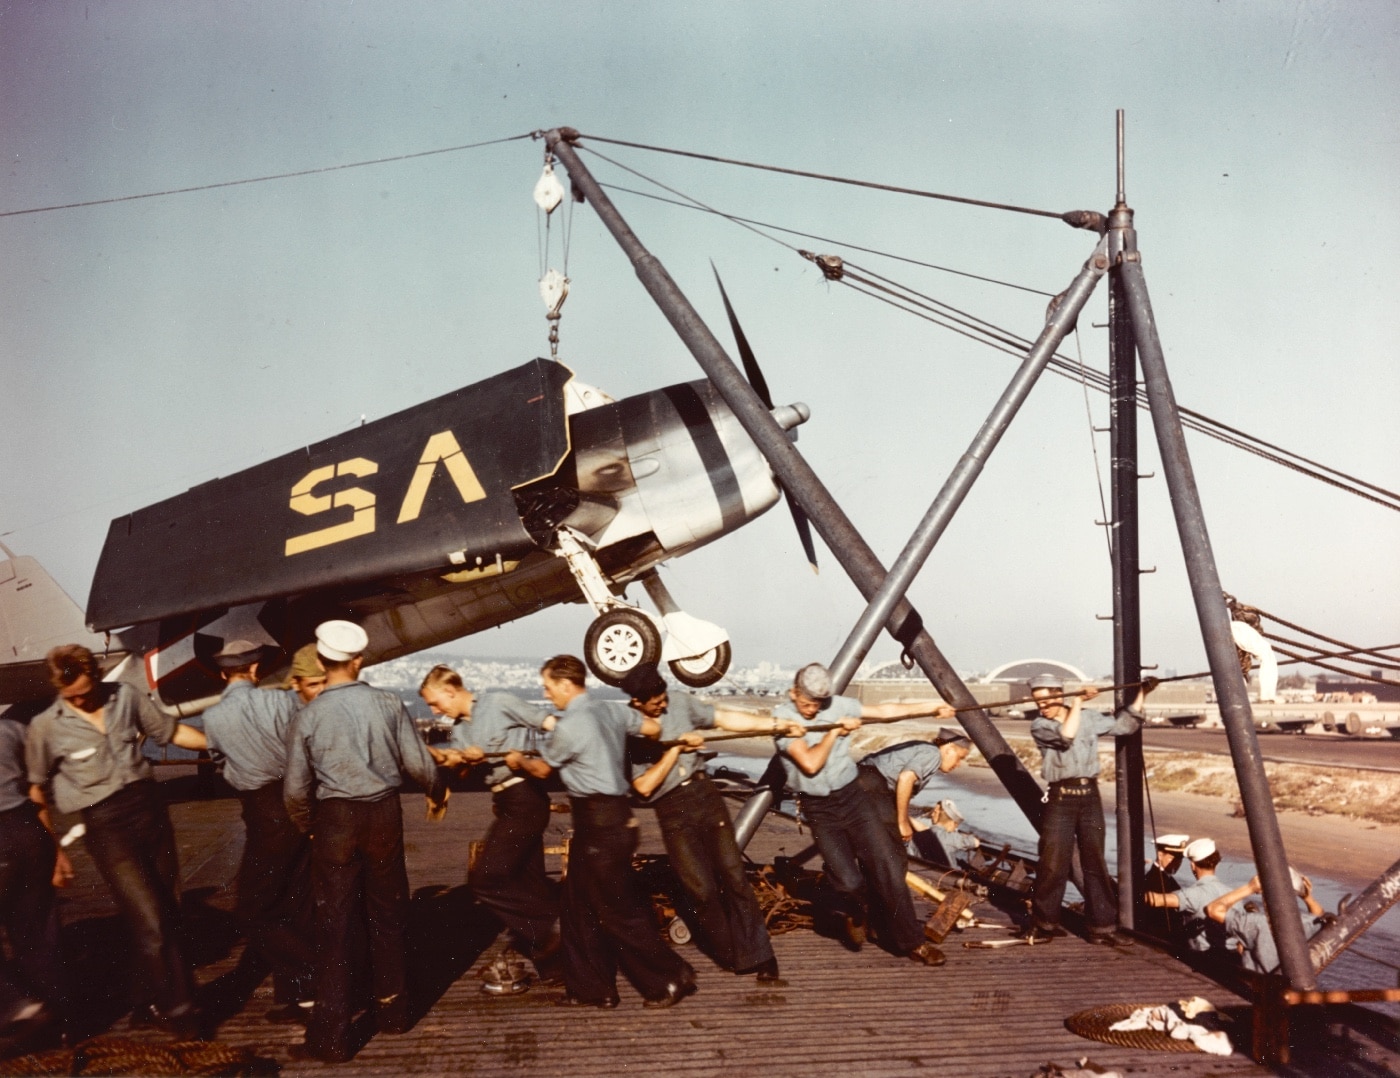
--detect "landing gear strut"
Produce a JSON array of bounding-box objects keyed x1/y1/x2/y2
[{"x1": 552, "y1": 528, "x2": 732, "y2": 688}]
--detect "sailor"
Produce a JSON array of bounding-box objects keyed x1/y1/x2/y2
[
  {"x1": 856, "y1": 728, "x2": 969, "y2": 851},
  {"x1": 200, "y1": 640, "x2": 316, "y2": 1021},
  {"x1": 504, "y1": 655, "x2": 696, "y2": 1009},
  {"x1": 1020, "y1": 673, "x2": 1152, "y2": 946},
  {"x1": 0, "y1": 701, "x2": 68, "y2": 1047},
  {"x1": 620, "y1": 663, "x2": 789, "y2": 986},
  {"x1": 1139, "y1": 833, "x2": 1189, "y2": 942},
  {"x1": 773, "y1": 662, "x2": 950, "y2": 966},
  {"x1": 1144, "y1": 836, "x2": 1231, "y2": 955},
  {"x1": 1205, "y1": 866, "x2": 1326, "y2": 974},
  {"x1": 418, "y1": 664, "x2": 561, "y2": 982},
  {"x1": 284, "y1": 621, "x2": 448, "y2": 1063},
  {"x1": 287, "y1": 643, "x2": 328, "y2": 706},
  {"x1": 26, "y1": 644, "x2": 208, "y2": 1038},
  {"x1": 921, "y1": 798, "x2": 981, "y2": 862}
]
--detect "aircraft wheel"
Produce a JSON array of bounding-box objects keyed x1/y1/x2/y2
[
  {"x1": 668, "y1": 642, "x2": 732, "y2": 689},
  {"x1": 584, "y1": 609, "x2": 662, "y2": 686}
]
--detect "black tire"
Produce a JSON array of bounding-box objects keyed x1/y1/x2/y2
[
  {"x1": 584, "y1": 608, "x2": 663, "y2": 686},
  {"x1": 668, "y1": 641, "x2": 732, "y2": 688}
]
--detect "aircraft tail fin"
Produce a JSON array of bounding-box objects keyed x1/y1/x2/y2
[{"x1": 0, "y1": 544, "x2": 111, "y2": 704}]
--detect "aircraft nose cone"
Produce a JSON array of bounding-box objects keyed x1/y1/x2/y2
[{"x1": 771, "y1": 402, "x2": 810, "y2": 431}]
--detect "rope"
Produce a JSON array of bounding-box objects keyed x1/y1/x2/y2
[
  {"x1": 575, "y1": 133, "x2": 1068, "y2": 219},
  {"x1": 0, "y1": 133, "x2": 536, "y2": 218},
  {"x1": 1254, "y1": 607, "x2": 1400, "y2": 666}
]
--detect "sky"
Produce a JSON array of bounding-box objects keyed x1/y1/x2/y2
[{"x1": 2, "y1": 0, "x2": 1397, "y2": 681}]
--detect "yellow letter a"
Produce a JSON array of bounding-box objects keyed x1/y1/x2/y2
[{"x1": 396, "y1": 430, "x2": 488, "y2": 523}]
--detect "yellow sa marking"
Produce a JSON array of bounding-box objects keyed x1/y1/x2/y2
[{"x1": 284, "y1": 431, "x2": 487, "y2": 557}]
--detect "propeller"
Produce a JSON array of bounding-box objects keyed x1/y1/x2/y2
[{"x1": 712, "y1": 265, "x2": 819, "y2": 573}]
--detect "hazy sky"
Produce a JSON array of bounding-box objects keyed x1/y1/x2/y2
[{"x1": 3, "y1": 1, "x2": 1397, "y2": 679}]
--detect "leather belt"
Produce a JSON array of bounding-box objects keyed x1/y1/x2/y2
[
  {"x1": 491, "y1": 776, "x2": 525, "y2": 794},
  {"x1": 1050, "y1": 777, "x2": 1096, "y2": 787}
]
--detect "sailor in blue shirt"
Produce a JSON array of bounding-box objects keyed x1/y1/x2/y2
[
  {"x1": 506, "y1": 655, "x2": 695, "y2": 1010},
  {"x1": 1022, "y1": 673, "x2": 1152, "y2": 945},
  {"x1": 420, "y1": 665, "x2": 560, "y2": 980},
  {"x1": 201, "y1": 640, "x2": 315, "y2": 1018},
  {"x1": 1146, "y1": 837, "x2": 1231, "y2": 953},
  {"x1": 774, "y1": 663, "x2": 953, "y2": 967},
  {"x1": 283, "y1": 621, "x2": 447, "y2": 1064},
  {"x1": 857, "y1": 729, "x2": 972, "y2": 852},
  {"x1": 621, "y1": 663, "x2": 787, "y2": 985},
  {"x1": 1206, "y1": 868, "x2": 1326, "y2": 974},
  {"x1": 27, "y1": 644, "x2": 208, "y2": 1037},
  {"x1": 0, "y1": 701, "x2": 66, "y2": 1041}
]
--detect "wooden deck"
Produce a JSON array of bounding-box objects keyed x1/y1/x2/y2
[{"x1": 38, "y1": 773, "x2": 1400, "y2": 1077}]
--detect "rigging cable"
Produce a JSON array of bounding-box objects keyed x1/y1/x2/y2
[
  {"x1": 576, "y1": 133, "x2": 1068, "y2": 220},
  {"x1": 577, "y1": 151, "x2": 1398, "y2": 513},
  {"x1": 0, "y1": 133, "x2": 537, "y2": 218}
]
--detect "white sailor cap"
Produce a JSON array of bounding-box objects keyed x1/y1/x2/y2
[
  {"x1": 1155, "y1": 833, "x2": 1190, "y2": 853},
  {"x1": 1184, "y1": 837, "x2": 1217, "y2": 863},
  {"x1": 1028, "y1": 673, "x2": 1065, "y2": 691},
  {"x1": 315, "y1": 620, "x2": 368, "y2": 662},
  {"x1": 938, "y1": 798, "x2": 963, "y2": 826}
]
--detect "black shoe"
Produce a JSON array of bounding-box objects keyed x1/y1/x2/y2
[
  {"x1": 642, "y1": 978, "x2": 696, "y2": 1010},
  {"x1": 265, "y1": 1003, "x2": 313, "y2": 1025},
  {"x1": 131, "y1": 1003, "x2": 205, "y2": 1040},
  {"x1": 907, "y1": 942, "x2": 947, "y2": 967},
  {"x1": 751, "y1": 958, "x2": 788, "y2": 988},
  {"x1": 841, "y1": 914, "x2": 867, "y2": 951},
  {"x1": 1089, "y1": 931, "x2": 1134, "y2": 947},
  {"x1": 0, "y1": 1001, "x2": 54, "y2": 1047},
  {"x1": 375, "y1": 994, "x2": 413, "y2": 1035},
  {"x1": 555, "y1": 993, "x2": 619, "y2": 1009},
  {"x1": 289, "y1": 1041, "x2": 356, "y2": 1064},
  {"x1": 1015, "y1": 926, "x2": 1059, "y2": 945}
]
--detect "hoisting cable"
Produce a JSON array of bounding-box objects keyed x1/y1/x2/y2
[
  {"x1": 575, "y1": 133, "x2": 1068, "y2": 220},
  {"x1": 0, "y1": 132, "x2": 537, "y2": 217}
]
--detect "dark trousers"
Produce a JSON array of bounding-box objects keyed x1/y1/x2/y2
[
  {"x1": 236, "y1": 782, "x2": 316, "y2": 997},
  {"x1": 560, "y1": 795, "x2": 692, "y2": 1004},
  {"x1": 307, "y1": 795, "x2": 409, "y2": 1057},
  {"x1": 468, "y1": 780, "x2": 559, "y2": 958},
  {"x1": 81, "y1": 781, "x2": 195, "y2": 1017},
  {"x1": 653, "y1": 773, "x2": 773, "y2": 972},
  {"x1": 1031, "y1": 781, "x2": 1117, "y2": 933},
  {"x1": 801, "y1": 777, "x2": 923, "y2": 954},
  {"x1": 856, "y1": 765, "x2": 904, "y2": 851},
  {"x1": 0, "y1": 803, "x2": 66, "y2": 1019}
]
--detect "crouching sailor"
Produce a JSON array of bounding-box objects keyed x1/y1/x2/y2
[{"x1": 775, "y1": 662, "x2": 949, "y2": 967}]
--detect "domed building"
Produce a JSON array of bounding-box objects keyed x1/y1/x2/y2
[{"x1": 982, "y1": 659, "x2": 1090, "y2": 685}]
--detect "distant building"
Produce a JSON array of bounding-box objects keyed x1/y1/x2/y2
[{"x1": 982, "y1": 658, "x2": 1091, "y2": 685}]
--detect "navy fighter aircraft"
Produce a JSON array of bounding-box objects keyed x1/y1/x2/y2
[{"x1": 1, "y1": 352, "x2": 811, "y2": 711}]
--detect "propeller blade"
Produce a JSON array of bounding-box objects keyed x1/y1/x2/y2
[
  {"x1": 711, "y1": 263, "x2": 774, "y2": 409},
  {"x1": 711, "y1": 265, "x2": 814, "y2": 571},
  {"x1": 782, "y1": 486, "x2": 819, "y2": 573}
]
